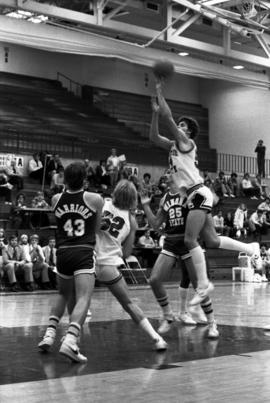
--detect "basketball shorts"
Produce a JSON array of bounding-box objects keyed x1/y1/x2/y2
[
  {"x1": 161, "y1": 236, "x2": 189, "y2": 260},
  {"x1": 56, "y1": 247, "x2": 96, "y2": 279},
  {"x1": 95, "y1": 264, "x2": 123, "y2": 285},
  {"x1": 187, "y1": 185, "x2": 213, "y2": 213}
]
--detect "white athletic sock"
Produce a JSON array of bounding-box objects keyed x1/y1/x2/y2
[
  {"x1": 65, "y1": 322, "x2": 81, "y2": 344},
  {"x1": 219, "y1": 236, "x2": 254, "y2": 255},
  {"x1": 179, "y1": 287, "x2": 188, "y2": 314},
  {"x1": 139, "y1": 318, "x2": 160, "y2": 341},
  {"x1": 189, "y1": 246, "x2": 209, "y2": 288}
]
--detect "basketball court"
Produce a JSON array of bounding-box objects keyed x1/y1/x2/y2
[{"x1": 1, "y1": 281, "x2": 270, "y2": 402}]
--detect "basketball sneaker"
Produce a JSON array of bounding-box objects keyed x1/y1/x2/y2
[
  {"x1": 207, "y1": 321, "x2": 219, "y2": 339},
  {"x1": 154, "y1": 337, "x2": 168, "y2": 351},
  {"x1": 262, "y1": 274, "x2": 268, "y2": 282},
  {"x1": 250, "y1": 242, "x2": 263, "y2": 270},
  {"x1": 178, "y1": 312, "x2": 197, "y2": 325},
  {"x1": 190, "y1": 307, "x2": 208, "y2": 325},
  {"x1": 59, "y1": 339, "x2": 87, "y2": 363},
  {"x1": 189, "y1": 282, "x2": 214, "y2": 306},
  {"x1": 157, "y1": 314, "x2": 175, "y2": 334},
  {"x1": 38, "y1": 329, "x2": 56, "y2": 352}
]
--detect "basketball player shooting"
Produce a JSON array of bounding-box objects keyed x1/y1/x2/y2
[{"x1": 150, "y1": 62, "x2": 262, "y2": 305}]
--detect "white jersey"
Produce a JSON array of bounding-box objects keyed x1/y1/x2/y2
[
  {"x1": 95, "y1": 199, "x2": 130, "y2": 266},
  {"x1": 169, "y1": 140, "x2": 203, "y2": 192}
]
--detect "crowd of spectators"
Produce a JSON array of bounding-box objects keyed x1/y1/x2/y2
[
  {"x1": 0, "y1": 230, "x2": 57, "y2": 292},
  {"x1": 1, "y1": 150, "x2": 270, "y2": 289}
]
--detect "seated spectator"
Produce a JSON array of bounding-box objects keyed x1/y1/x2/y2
[
  {"x1": 260, "y1": 243, "x2": 270, "y2": 281},
  {"x1": 227, "y1": 172, "x2": 240, "y2": 197},
  {"x1": 141, "y1": 173, "x2": 154, "y2": 198},
  {"x1": 252, "y1": 174, "x2": 265, "y2": 200},
  {"x1": 95, "y1": 160, "x2": 111, "y2": 189},
  {"x1": 213, "y1": 210, "x2": 225, "y2": 235},
  {"x1": 233, "y1": 203, "x2": 248, "y2": 239},
  {"x1": 46, "y1": 153, "x2": 63, "y2": 185},
  {"x1": 28, "y1": 152, "x2": 44, "y2": 184},
  {"x1": 5, "y1": 159, "x2": 24, "y2": 190},
  {"x1": 42, "y1": 236, "x2": 57, "y2": 289},
  {"x1": 0, "y1": 228, "x2": 7, "y2": 283},
  {"x1": 213, "y1": 171, "x2": 235, "y2": 198},
  {"x1": 241, "y1": 173, "x2": 260, "y2": 199},
  {"x1": 50, "y1": 166, "x2": 65, "y2": 195},
  {"x1": 0, "y1": 173, "x2": 13, "y2": 203},
  {"x1": 30, "y1": 191, "x2": 50, "y2": 228},
  {"x1": 10, "y1": 193, "x2": 28, "y2": 229},
  {"x1": 137, "y1": 229, "x2": 156, "y2": 268},
  {"x1": 249, "y1": 209, "x2": 270, "y2": 241},
  {"x1": 19, "y1": 233, "x2": 32, "y2": 263},
  {"x1": 224, "y1": 211, "x2": 234, "y2": 237},
  {"x1": 258, "y1": 197, "x2": 270, "y2": 213},
  {"x1": 29, "y1": 234, "x2": 51, "y2": 289},
  {"x1": 136, "y1": 211, "x2": 149, "y2": 230},
  {"x1": 2, "y1": 235, "x2": 34, "y2": 292},
  {"x1": 258, "y1": 197, "x2": 270, "y2": 224},
  {"x1": 138, "y1": 229, "x2": 155, "y2": 248}
]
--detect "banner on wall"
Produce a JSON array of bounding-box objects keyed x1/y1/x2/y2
[
  {"x1": 0, "y1": 154, "x2": 24, "y2": 168},
  {"x1": 127, "y1": 165, "x2": 138, "y2": 177}
]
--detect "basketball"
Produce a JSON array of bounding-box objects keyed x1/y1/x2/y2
[{"x1": 152, "y1": 59, "x2": 175, "y2": 79}]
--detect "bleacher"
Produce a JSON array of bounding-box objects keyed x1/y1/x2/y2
[
  {"x1": 91, "y1": 86, "x2": 217, "y2": 172},
  {"x1": 0, "y1": 72, "x2": 167, "y2": 165}
]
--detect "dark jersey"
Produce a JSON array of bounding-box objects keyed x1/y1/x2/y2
[
  {"x1": 159, "y1": 191, "x2": 188, "y2": 237},
  {"x1": 53, "y1": 190, "x2": 98, "y2": 248}
]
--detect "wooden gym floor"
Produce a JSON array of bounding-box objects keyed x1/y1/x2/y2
[{"x1": 1, "y1": 281, "x2": 270, "y2": 403}]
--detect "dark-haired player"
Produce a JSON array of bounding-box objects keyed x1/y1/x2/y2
[
  {"x1": 141, "y1": 170, "x2": 219, "y2": 339},
  {"x1": 38, "y1": 161, "x2": 103, "y2": 363},
  {"x1": 150, "y1": 81, "x2": 261, "y2": 305}
]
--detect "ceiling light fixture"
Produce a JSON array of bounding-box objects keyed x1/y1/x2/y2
[
  {"x1": 178, "y1": 52, "x2": 189, "y2": 56},
  {"x1": 233, "y1": 65, "x2": 245, "y2": 69}
]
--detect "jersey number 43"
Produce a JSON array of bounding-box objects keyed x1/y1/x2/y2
[{"x1": 64, "y1": 218, "x2": 85, "y2": 237}]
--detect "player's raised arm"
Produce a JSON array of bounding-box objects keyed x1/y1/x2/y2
[
  {"x1": 140, "y1": 191, "x2": 166, "y2": 231},
  {"x1": 149, "y1": 96, "x2": 172, "y2": 151},
  {"x1": 155, "y1": 82, "x2": 191, "y2": 150}
]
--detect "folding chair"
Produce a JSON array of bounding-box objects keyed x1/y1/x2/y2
[
  {"x1": 119, "y1": 262, "x2": 138, "y2": 285},
  {"x1": 125, "y1": 255, "x2": 148, "y2": 284}
]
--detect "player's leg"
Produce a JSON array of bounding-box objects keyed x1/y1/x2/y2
[
  {"x1": 103, "y1": 265, "x2": 167, "y2": 351},
  {"x1": 178, "y1": 256, "x2": 197, "y2": 325},
  {"x1": 185, "y1": 209, "x2": 213, "y2": 303},
  {"x1": 201, "y1": 214, "x2": 261, "y2": 268},
  {"x1": 38, "y1": 274, "x2": 73, "y2": 352},
  {"x1": 59, "y1": 272, "x2": 95, "y2": 363},
  {"x1": 184, "y1": 257, "x2": 219, "y2": 338},
  {"x1": 149, "y1": 252, "x2": 176, "y2": 334}
]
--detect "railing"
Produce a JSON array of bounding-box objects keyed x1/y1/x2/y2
[
  {"x1": 217, "y1": 153, "x2": 270, "y2": 178},
  {"x1": 57, "y1": 72, "x2": 82, "y2": 97},
  {"x1": 0, "y1": 129, "x2": 90, "y2": 159}
]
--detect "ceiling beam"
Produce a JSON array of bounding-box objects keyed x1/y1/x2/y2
[{"x1": 1, "y1": 0, "x2": 270, "y2": 69}]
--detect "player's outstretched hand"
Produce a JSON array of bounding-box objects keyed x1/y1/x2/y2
[{"x1": 140, "y1": 190, "x2": 151, "y2": 206}]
